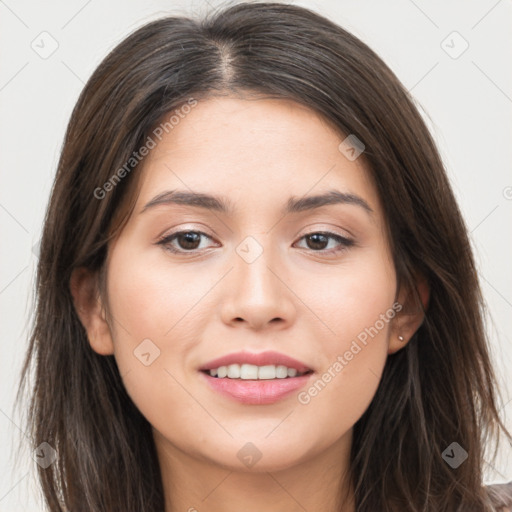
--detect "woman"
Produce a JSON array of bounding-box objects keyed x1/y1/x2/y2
[{"x1": 17, "y1": 2, "x2": 512, "y2": 510}]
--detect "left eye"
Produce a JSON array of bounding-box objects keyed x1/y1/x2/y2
[
  {"x1": 294, "y1": 232, "x2": 354, "y2": 253},
  {"x1": 157, "y1": 230, "x2": 353, "y2": 255}
]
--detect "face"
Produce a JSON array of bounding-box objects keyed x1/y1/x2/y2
[{"x1": 79, "y1": 95, "x2": 411, "y2": 472}]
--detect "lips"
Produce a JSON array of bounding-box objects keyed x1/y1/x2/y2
[
  {"x1": 199, "y1": 371, "x2": 313, "y2": 405},
  {"x1": 198, "y1": 350, "x2": 313, "y2": 374},
  {"x1": 198, "y1": 350, "x2": 315, "y2": 404}
]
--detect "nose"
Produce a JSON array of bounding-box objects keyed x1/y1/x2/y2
[{"x1": 220, "y1": 240, "x2": 296, "y2": 331}]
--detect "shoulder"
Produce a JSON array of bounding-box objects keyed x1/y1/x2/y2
[{"x1": 485, "y1": 481, "x2": 512, "y2": 511}]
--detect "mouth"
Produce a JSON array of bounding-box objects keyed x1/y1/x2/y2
[
  {"x1": 198, "y1": 350, "x2": 315, "y2": 404},
  {"x1": 200, "y1": 364, "x2": 314, "y2": 380},
  {"x1": 198, "y1": 352, "x2": 315, "y2": 404}
]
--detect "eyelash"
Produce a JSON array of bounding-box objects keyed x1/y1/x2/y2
[{"x1": 156, "y1": 229, "x2": 354, "y2": 256}]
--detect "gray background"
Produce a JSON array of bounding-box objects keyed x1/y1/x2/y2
[{"x1": 1, "y1": 0, "x2": 511, "y2": 509}]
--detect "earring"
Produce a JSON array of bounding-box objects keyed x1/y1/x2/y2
[{"x1": 398, "y1": 335, "x2": 404, "y2": 342}]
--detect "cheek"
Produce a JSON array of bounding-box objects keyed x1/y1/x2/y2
[
  {"x1": 293, "y1": 253, "x2": 396, "y2": 435},
  {"x1": 103, "y1": 242, "x2": 223, "y2": 425},
  {"x1": 302, "y1": 248, "x2": 396, "y2": 350},
  {"x1": 106, "y1": 242, "x2": 206, "y2": 342},
  {"x1": 103, "y1": 251, "x2": 200, "y2": 450}
]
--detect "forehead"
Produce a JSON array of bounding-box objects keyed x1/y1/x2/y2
[{"x1": 135, "y1": 96, "x2": 382, "y2": 219}]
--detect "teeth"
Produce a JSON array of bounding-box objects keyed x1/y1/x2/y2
[
  {"x1": 241, "y1": 363, "x2": 259, "y2": 379},
  {"x1": 227, "y1": 364, "x2": 240, "y2": 378},
  {"x1": 207, "y1": 364, "x2": 307, "y2": 379},
  {"x1": 258, "y1": 365, "x2": 275, "y2": 379}
]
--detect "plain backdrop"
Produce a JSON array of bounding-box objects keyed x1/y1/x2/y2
[{"x1": 1, "y1": 0, "x2": 511, "y2": 509}]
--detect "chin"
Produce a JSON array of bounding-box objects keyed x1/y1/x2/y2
[{"x1": 200, "y1": 434, "x2": 317, "y2": 473}]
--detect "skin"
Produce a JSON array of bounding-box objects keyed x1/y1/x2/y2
[{"x1": 72, "y1": 95, "x2": 427, "y2": 512}]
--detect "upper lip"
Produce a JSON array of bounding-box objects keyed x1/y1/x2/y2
[{"x1": 199, "y1": 350, "x2": 313, "y2": 373}]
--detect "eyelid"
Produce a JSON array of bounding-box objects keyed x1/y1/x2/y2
[{"x1": 294, "y1": 221, "x2": 356, "y2": 240}]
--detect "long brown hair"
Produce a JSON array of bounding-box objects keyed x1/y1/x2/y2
[{"x1": 17, "y1": 2, "x2": 511, "y2": 510}]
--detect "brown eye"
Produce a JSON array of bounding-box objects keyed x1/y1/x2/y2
[
  {"x1": 295, "y1": 232, "x2": 354, "y2": 254},
  {"x1": 174, "y1": 232, "x2": 202, "y2": 250},
  {"x1": 305, "y1": 233, "x2": 329, "y2": 250},
  {"x1": 158, "y1": 230, "x2": 214, "y2": 253}
]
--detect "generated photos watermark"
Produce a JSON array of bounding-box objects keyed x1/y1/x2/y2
[
  {"x1": 93, "y1": 97, "x2": 198, "y2": 200},
  {"x1": 297, "y1": 301, "x2": 403, "y2": 405}
]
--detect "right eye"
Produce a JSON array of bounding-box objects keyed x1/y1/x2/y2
[{"x1": 157, "y1": 230, "x2": 217, "y2": 254}]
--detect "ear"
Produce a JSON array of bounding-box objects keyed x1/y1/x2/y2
[
  {"x1": 388, "y1": 271, "x2": 430, "y2": 354},
  {"x1": 69, "y1": 267, "x2": 114, "y2": 355}
]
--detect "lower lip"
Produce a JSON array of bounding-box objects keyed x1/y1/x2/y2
[{"x1": 199, "y1": 371, "x2": 314, "y2": 405}]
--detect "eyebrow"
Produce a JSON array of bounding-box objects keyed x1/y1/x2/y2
[{"x1": 141, "y1": 189, "x2": 373, "y2": 216}]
